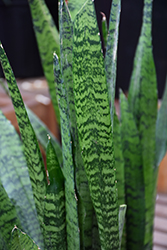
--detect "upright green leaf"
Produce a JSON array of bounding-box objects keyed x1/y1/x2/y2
[
  {"x1": 113, "y1": 111, "x2": 126, "y2": 250},
  {"x1": 0, "y1": 43, "x2": 47, "y2": 249},
  {"x1": 155, "y1": 79, "x2": 167, "y2": 167},
  {"x1": 101, "y1": 12, "x2": 108, "y2": 50},
  {"x1": 28, "y1": 0, "x2": 60, "y2": 126},
  {"x1": 59, "y1": 2, "x2": 94, "y2": 248},
  {"x1": 105, "y1": 0, "x2": 121, "y2": 124},
  {"x1": 44, "y1": 139, "x2": 66, "y2": 250},
  {"x1": 11, "y1": 226, "x2": 40, "y2": 250},
  {"x1": 128, "y1": 1, "x2": 157, "y2": 248},
  {"x1": 53, "y1": 54, "x2": 80, "y2": 250},
  {"x1": 67, "y1": 0, "x2": 87, "y2": 21},
  {"x1": 0, "y1": 110, "x2": 43, "y2": 247},
  {"x1": 113, "y1": 111, "x2": 125, "y2": 207},
  {"x1": 120, "y1": 91, "x2": 145, "y2": 250},
  {"x1": 0, "y1": 181, "x2": 21, "y2": 250},
  {"x1": 73, "y1": 1, "x2": 119, "y2": 249},
  {"x1": 59, "y1": 0, "x2": 75, "y2": 141}
]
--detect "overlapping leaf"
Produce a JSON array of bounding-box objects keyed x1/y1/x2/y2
[
  {"x1": 120, "y1": 91, "x2": 145, "y2": 250},
  {"x1": 11, "y1": 227, "x2": 40, "y2": 250},
  {"x1": 28, "y1": 0, "x2": 60, "y2": 126},
  {"x1": 0, "y1": 110, "x2": 43, "y2": 247},
  {"x1": 0, "y1": 181, "x2": 21, "y2": 250},
  {"x1": 53, "y1": 54, "x2": 80, "y2": 250},
  {"x1": 73, "y1": 1, "x2": 119, "y2": 249},
  {"x1": 67, "y1": 0, "x2": 86, "y2": 21},
  {"x1": 0, "y1": 43, "x2": 47, "y2": 249},
  {"x1": 128, "y1": 1, "x2": 157, "y2": 248},
  {"x1": 44, "y1": 139, "x2": 66, "y2": 250}
]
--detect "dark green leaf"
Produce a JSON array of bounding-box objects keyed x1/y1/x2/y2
[
  {"x1": 53, "y1": 54, "x2": 80, "y2": 250},
  {"x1": 0, "y1": 43, "x2": 47, "y2": 248},
  {"x1": 120, "y1": 91, "x2": 145, "y2": 250},
  {"x1": 0, "y1": 181, "x2": 21, "y2": 250},
  {"x1": 43, "y1": 139, "x2": 66, "y2": 250},
  {"x1": 128, "y1": 1, "x2": 157, "y2": 248},
  {"x1": 28, "y1": 0, "x2": 60, "y2": 126},
  {"x1": 73, "y1": 1, "x2": 119, "y2": 249},
  {"x1": 27, "y1": 107, "x2": 63, "y2": 167},
  {"x1": 11, "y1": 226, "x2": 40, "y2": 250},
  {"x1": 0, "y1": 110, "x2": 43, "y2": 247}
]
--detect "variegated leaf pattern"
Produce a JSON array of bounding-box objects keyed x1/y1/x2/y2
[
  {"x1": 0, "y1": 43, "x2": 47, "y2": 249},
  {"x1": 53, "y1": 54, "x2": 80, "y2": 250},
  {"x1": 73, "y1": 1, "x2": 119, "y2": 249},
  {"x1": 28, "y1": 0, "x2": 60, "y2": 126}
]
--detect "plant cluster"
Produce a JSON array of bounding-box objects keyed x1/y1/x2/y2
[{"x1": 0, "y1": 0, "x2": 167, "y2": 249}]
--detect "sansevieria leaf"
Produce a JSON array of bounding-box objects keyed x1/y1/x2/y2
[
  {"x1": 120, "y1": 91, "x2": 145, "y2": 250},
  {"x1": 105, "y1": 0, "x2": 121, "y2": 125},
  {"x1": 128, "y1": 1, "x2": 157, "y2": 248},
  {"x1": 53, "y1": 54, "x2": 80, "y2": 250},
  {"x1": 44, "y1": 138, "x2": 66, "y2": 250},
  {"x1": 0, "y1": 180, "x2": 21, "y2": 250},
  {"x1": 67, "y1": 0, "x2": 87, "y2": 21},
  {"x1": 11, "y1": 226, "x2": 40, "y2": 250},
  {"x1": 155, "y1": 78, "x2": 167, "y2": 167},
  {"x1": 73, "y1": 1, "x2": 119, "y2": 249},
  {"x1": 0, "y1": 43, "x2": 46, "y2": 249},
  {"x1": 0, "y1": 110, "x2": 43, "y2": 247},
  {"x1": 28, "y1": 0, "x2": 60, "y2": 126},
  {"x1": 27, "y1": 107, "x2": 63, "y2": 167}
]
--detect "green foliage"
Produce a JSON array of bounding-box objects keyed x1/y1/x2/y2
[{"x1": 0, "y1": 0, "x2": 167, "y2": 249}]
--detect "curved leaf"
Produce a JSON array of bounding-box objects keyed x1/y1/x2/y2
[
  {"x1": 0, "y1": 110, "x2": 43, "y2": 247},
  {"x1": 0, "y1": 181, "x2": 21, "y2": 250},
  {"x1": 67, "y1": 0, "x2": 86, "y2": 21},
  {"x1": 0, "y1": 43, "x2": 47, "y2": 249}
]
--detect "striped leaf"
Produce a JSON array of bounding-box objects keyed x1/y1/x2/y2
[
  {"x1": 53, "y1": 54, "x2": 80, "y2": 250},
  {"x1": 0, "y1": 181, "x2": 21, "y2": 250},
  {"x1": 59, "y1": 0, "x2": 75, "y2": 141},
  {"x1": 105, "y1": 0, "x2": 121, "y2": 125},
  {"x1": 11, "y1": 226, "x2": 40, "y2": 250},
  {"x1": 59, "y1": 2, "x2": 94, "y2": 248},
  {"x1": 113, "y1": 111, "x2": 126, "y2": 250},
  {"x1": 44, "y1": 138, "x2": 66, "y2": 250},
  {"x1": 0, "y1": 110, "x2": 43, "y2": 247},
  {"x1": 27, "y1": 108, "x2": 63, "y2": 167},
  {"x1": 128, "y1": 1, "x2": 157, "y2": 248},
  {"x1": 0, "y1": 43, "x2": 47, "y2": 249},
  {"x1": 155, "y1": 79, "x2": 167, "y2": 167},
  {"x1": 113, "y1": 111, "x2": 125, "y2": 207},
  {"x1": 120, "y1": 91, "x2": 145, "y2": 250},
  {"x1": 28, "y1": 0, "x2": 60, "y2": 126},
  {"x1": 73, "y1": 1, "x2": 119, "y2": 249},
  {"x1": 66, "y1": 0, "x2": 87, "y2": 21}
]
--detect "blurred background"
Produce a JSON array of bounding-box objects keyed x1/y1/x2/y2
[{"x1": 0, "y1": 0, "x2": 167, "y2": 98}]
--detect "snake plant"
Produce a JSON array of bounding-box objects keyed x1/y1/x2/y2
[{"x1": 0, "y1": 0, "x2": 166, "y2": 249}]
